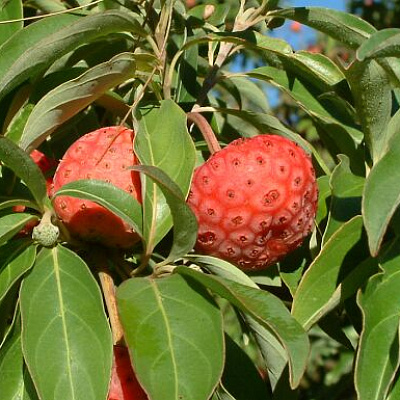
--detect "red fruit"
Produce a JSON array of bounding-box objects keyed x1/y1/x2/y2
[
  {"x1": 108, "y1": 346, "x2": 147, "y2": 400},
  {"x1": 290, "y1": 21, "x2": 302, "y2": 33},
  {"x1": 187, "y1": 135, "x2": 318, "y2": 271},
  {"x1": 52, "y1": 126, "x2": 141, "y2": 248}
]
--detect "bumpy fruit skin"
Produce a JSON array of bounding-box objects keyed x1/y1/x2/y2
[
  {"x1": 108, "y1": 346, "x2": 148, "y2": 400},
  {"x1": 187, "y1": 134, "x2": 318, "y2": 271},
  {"x1": 52, "y1": 127, "x2": 141, "y2": 248}
]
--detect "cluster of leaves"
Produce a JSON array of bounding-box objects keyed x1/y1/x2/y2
[{"x1": 1, "y1": 0, "x2": 400, "y2": 399}]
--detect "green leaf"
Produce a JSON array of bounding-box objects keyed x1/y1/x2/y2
[
  {"x1": 20, "y1": 52, "x2": 136, "y2": 151},
  {"x1": 289, "y1": 51, "x2": 346, "y2": 89},
  {"x1": 117, "y1": 273, "x2": 224, "y2": 400},
  {"x1": 346, "y1": 60, "x2": 392, "y2": 164},
  {"x1": 222, "y1": 334, "x2": 272, "y2": 400},
  {"x1": 0, "y1": 318, "x2": 39, "y2": 400},
  {"x1": 357, "y1": 28, "x2": 400, "y2": 61},
  {"x1": 323, "y1": 155, "x2": 365, "y2": 244},
  {"x1": 0, "y1": 14, "x2": 81, "y2": 95},
  {"x1": 0, "y1": 136, "x2": 48, "y2": 209},
  {"x1": 4, "y1": 103, "x2": 34, "y2": 144},
  {"x1": 186, "y1": 255, "x2": 288, "y2": 389},
  {"x1": 176, "y1": 267, "x2": 309, "y2": 389},
  {"x1": 0, "y1": 0, "x2": 23, "y2": 46},
  {"x1": 355, "y1": 245, "x2": 400, "y2": 400},
  {"x1": 246, "y1": 66, "x2": 363, "y2": 153},
  {"x1": 269, "y1": 7, "x2": 376, "y2": 49},
  {"x1": 135, "y1": 100, "x2": 196, "y2": 253},
  {"x1": 20, "y1": 245, "x2": 112, "y2": 400},
  {"x1": 292, "y1": 216, "x2": 364, "y2": 330},
  {"x1": 131, "y1": 165, "x2": 197, "y2": 265},
  {"x1": 0, "y1": 10, "x2": 145, "y2": 102},
  {"x1": 53, "y1": 179, "x2": 142, "y2": 238},
  {"x1": 0, "y1": 241, "x2": 36, "y2": 303},
  {"x1": 0, "y1": 214, "x2": 39, "y2": 246},
  {"x1": 363, "y1": 128, "x2": 400, "y2": 256}
]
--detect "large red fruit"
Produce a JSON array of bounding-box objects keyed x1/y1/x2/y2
[
  {"x1": 187, "y1": 134, "x2": 318, "y2": 271},
  {"x1": 108, "y1": 346, "x2": 148, "y2": 400},
  {"x1": 52, "y1": 126, "x2": 141, "y2": 248}
]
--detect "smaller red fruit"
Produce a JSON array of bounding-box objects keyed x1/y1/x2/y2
[
  {"x1": 290, "y1": 21, "x2": 302, "y2": 33},
  {"x1": 52, "y1": 126, "x2": 141, "y2": 248},
  {"x1": 108, "y1": 346, "x2": 147, "y2": 400}
]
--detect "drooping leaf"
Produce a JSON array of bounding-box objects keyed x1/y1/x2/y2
[
  {"x1": 0, "y1": 10, "x2": 146, "y2": 102},
  {"x1": 52, "y1": 179, "x2": 142, "y2": 238},
  {"x1": 323, "y1": 155, "x2": 365, "y2": 244},
  {"x1": 186, "y1": 255, "x2": 288, "y2": 389},
  {"x1": 20, "y1": 52, "x2": 137, "y2": 151},
  {"x1": 117, "y1": 273, "x2": 224, "y2": 400},
  {"x1": 346, "y1": 60, "x2": 392, "y2": 164},
  {"x1": 355, "y1": 243, "x2": 400, "y2": 400},
  {"x1": 0, "y1": 136, "x2": 48, "y2": 210},
  {"x1": 20, "y1": 245, "x2": 112, "y2": 400},
  {"x1": 0, "y1": 214, "x2": 39, "y2": 246},
  {"x1": 131, "y1": 165, "x2": 197, "y2": 265},
  {"x1": 292, "y1": 216, "x2": 364, "y2": 330},
  {"x1": 135, "y1": 100, "x2": 196, "y2": 253},
  {"x1": 357, "y1": 28, "x2": 400, "y2": 61},
  {"x1": 176, "y1": 267, "x2": 309, "y2": 389},
  {"x1": 363, "y1": 128, "x2": 400, "y2": 256},
  {"x1": 0, "y1": 240, "x2": 36, "y2": 303},
  {"x1": 269, "y1": 7, "x2": 376, "y2": 49},
  {"x1": 0, "y1": 0, "x2": 23, "y2": 46}
]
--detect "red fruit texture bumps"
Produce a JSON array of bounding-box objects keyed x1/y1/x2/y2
[
  {"x1": 53, "y1": 126, "x2": 141, "y2": 248},
  {"x1": 187, "y1": 134, "x2": 318, "y2": 271},
  {"x1": 108, "y1": 346, "x2": 148, "y2": 400}
]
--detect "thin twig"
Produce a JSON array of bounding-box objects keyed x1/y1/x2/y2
[{"x1": 187, "y1": 111, "x2": 221, "y2": 154}]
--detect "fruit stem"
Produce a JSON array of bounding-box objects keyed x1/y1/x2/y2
[{"x1": 187, "y1": 112, "x2": 221, "y2": 154}]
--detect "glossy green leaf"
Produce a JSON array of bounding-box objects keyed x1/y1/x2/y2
[
  {"x1": 292, "y1": 216, "x2": 364, "y2": 330},
  {"x1": 0, "y1": 214, "x2": 39, "y2": 246},
  {"x1": 53, "y1": 178, "x2": 142, "y2": 238},
  {"x1": 355, "y1": 244, "x2": 400, "y2": 400},
  {"x1": 357, "y1": 28, "x2": 400, "y2": 61},
  {"x1": 0, "y1": 241, "x2": 36, "y2": 302},
  {"x1": 20, "y1": 52, "x2": 136, "y2": 151},
  {"x1": 176, "y1": 267, "x2": 309, "y2": 389},
  {"x1": 20, "y1": 246, "x2": 112, "y2": 400},
  {"x1": 0, "y1": 10, "x2": 145, "y2": 102},
  {"x1": 0, "y1": 316, "x2": 39, "y2": 400},
  {"x1": 269, "y1": 7, "x2": 376, "y2": 48},
  {"x1": 346, "y1": 60, "x2": 392, "y2": 164},
  {"x1": 0, "y1": 13, "x2": 79, "y2": 79},
  {"x1": 0, "y1": 198, "x2": 40, "y2": 212},
  {"x1": 289, "y1": 51, "x2": 346, "y2": 88},
  {"x1": 135, "y1": 100, "x2": 196, "y2": 253},
  {"x1": 0, "y1": 0, "x2": 23, "y2": 46},
  {"x1": 131, "y1": 165, "x2": 197, "y2": 265},
  {"x1": 363, "y1": 128, "x2": 400, "y2": 256},
  {"x1": 117, "y1": 273, "x2": 224, "y2": 400},
  {"x1": 4, "y1": 103, "x2": 34, "y2": 144},
  {"x1": 323, "y1": 155, "x2": 365, "y2": 244},
  {"x1": 0, "y1": 136, "x2": 48, "y2": 209}
]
